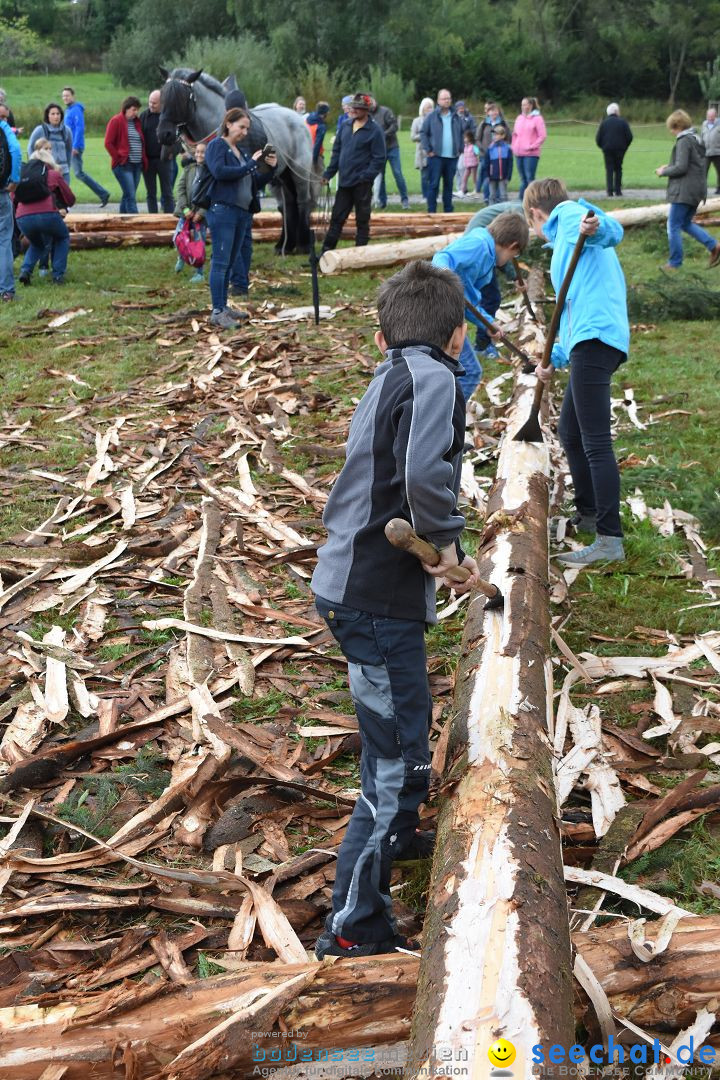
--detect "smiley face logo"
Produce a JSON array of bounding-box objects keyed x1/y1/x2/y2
[{"x1": 488, "y1": 1039, "x2": 516, "y2": 1069}]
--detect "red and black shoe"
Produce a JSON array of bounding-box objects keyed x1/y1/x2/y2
[{"x1": 314, "y1": 932, "x2": 411, "y2": 960}]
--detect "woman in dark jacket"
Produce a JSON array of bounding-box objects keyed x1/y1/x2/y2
[
  {"x1": 104, "y1": 96, "x2": 147, "y2": 213},
  {"x1": 16, "y1": 147, "x2": 76, "y2": 285},
  {"x1": 655, "y1": 109, "x2": 720, "y2": 269},
  {"x1": 204, "y1": 107, "x2": 276, "y2": 328}
]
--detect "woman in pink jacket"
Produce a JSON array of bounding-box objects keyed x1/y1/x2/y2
[{"x1": 511, "y1": 97, "x2": 547, "y2": 198}]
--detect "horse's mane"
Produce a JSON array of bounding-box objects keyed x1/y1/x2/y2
[{"x1": 169, "y1": 68, "x2": 226, "y2": 99}]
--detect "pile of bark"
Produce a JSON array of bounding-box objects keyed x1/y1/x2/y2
[
  {"x1": 64, "y1": 211, "x2": 476, "y2": 250},
  {"x1": 0, "y1": 273, "x2": 719, "y2": 1078}
]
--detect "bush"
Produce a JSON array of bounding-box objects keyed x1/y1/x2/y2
[
  {"x1": 0, "y1": 18, "x2": 55, "y2": 74},
  {"x1": 293, "y1": 61, "x2": 353, "y2": 114},
  {"x1": 366, "y1": 65, "x2": 415, "y2": 118},
  {"x1": 164, "y1": 33, "x2": 289, "y2": 106}
]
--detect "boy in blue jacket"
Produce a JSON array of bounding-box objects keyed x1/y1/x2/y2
[
  {"x1": 484, "y1": 125, "x2": 513, "y2": 204},
  {"x1": 432, "y1": 212, "x2": 529, "y2": 400},
  {"x1": 523, "y1": 178, "x2": 629, "y2": 565}
]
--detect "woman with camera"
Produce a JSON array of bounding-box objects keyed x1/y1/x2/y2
[{"x1": 204, "y1": 107, "x2": 277, "y2": 329}]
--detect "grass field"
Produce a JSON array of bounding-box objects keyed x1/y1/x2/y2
[{"x1": 2, "y1": 69, "x2": 701, "y2": 202}]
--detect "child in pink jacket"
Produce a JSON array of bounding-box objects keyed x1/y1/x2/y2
[{"x1": 511, "y1": 96, "x2": 547, "y2": 198}]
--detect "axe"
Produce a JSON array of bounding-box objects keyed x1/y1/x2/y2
[{"x1": 384, "y1": 518, "x2": 503, "y2": 610}]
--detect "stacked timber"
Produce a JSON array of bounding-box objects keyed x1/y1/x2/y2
[{"x1": 63, "y1": 211, "x2": 477, "y2": 250}]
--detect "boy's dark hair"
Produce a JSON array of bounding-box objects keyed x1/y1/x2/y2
[
  {"x1": 377, "y1": 260, "x2": 465, "y2": 351},
  {"x1": 62, "y1": 86, "x2": 75, "y2": 95},
  {"x1": 121, "y1": 96, "x2": 141, "y2": 113},
  {"x1": 487, "y1": 212, "x2": 529, "y2": 250},
  {"x1": 522, "y1": 178, "x2": 569, "y2": 217}
]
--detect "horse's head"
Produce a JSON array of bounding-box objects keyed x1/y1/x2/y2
[{"x1": 157, "y1": 67, "x2": 202, "y2": 146}]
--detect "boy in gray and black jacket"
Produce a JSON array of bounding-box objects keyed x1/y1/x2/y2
[{"x1": 311, "y1": 260, "x2": 481, "y2": 959}]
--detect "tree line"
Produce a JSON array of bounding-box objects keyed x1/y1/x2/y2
[{"x1": 2, "y1": 0, "x2": 720, "y2": 107}]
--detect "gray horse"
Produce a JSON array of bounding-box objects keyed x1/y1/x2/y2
[{"x1": 157, "y1": 68, "x2": 314, "y2": 254}]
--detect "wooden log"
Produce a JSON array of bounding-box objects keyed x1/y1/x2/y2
[
  {"x1": 0, "y1": 956, "x2": 418, "y2": 1079},
  {"x1": 573, "y1": 915, "x2": 720, "y2": 1032},
  {"x1": 3, "y1": 916, "x2": 720, "y2": 1077},
  {"x1": 405, "y1": 348, "x2": 575, "y2": 1077},
  {"x1": 319, "y1": 232, "x2": 460, "y2": 274},
  {"x1": 64, "y1": 211, "x2": 475, "y2": 233}
]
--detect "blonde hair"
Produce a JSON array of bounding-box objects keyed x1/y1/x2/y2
[
  {"x1": 30, "y1": 146, "x2": 58, "y2": 168},
  {"x1": 666, "y1": 109, "x2": 692, "y2": 132},
  {"x1": 523, "y1": 178, "x2": 569, "y2": 217}
]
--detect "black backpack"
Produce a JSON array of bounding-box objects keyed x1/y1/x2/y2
[
  {"x1": 0, "y1": 124, "x2": 11, "y2": 189},
  {"x1": 190, "y1": 162, "x2": 214, "y2": 210},
  {"x1": 15, "y1": 159, "x2": 50, "y2": 203}
]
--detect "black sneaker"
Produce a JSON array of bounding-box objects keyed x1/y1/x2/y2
[
  {"x1": 314, "y1": 931, "x2": 410, "y2": 960},
  {"x1": 18, "y1": 272, "x2": 31, "y2": 286}
]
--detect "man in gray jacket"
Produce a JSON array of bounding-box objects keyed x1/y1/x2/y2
[
  {"x1": 420, "y1": 89, "x2": 463, "y2": 213},
  {"x1": 701, "y1": 107, "x2": 720, "y2": 194}
]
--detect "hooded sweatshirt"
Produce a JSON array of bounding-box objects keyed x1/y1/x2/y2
[
  {"x1": 64, "y1": 100, "x2": 86, "y2": 152},
  {"x1": 432, "y1": 227, "x2": 497, "y2": 326},
  {"x1": 660, "y1": 128, "x2": 707, "y2": 206},
  {"x1": 542, "y1": 198, "x2": 629, "y2": 363},
  {"x1": 511, "y1": 110, "x2": 547, "y2": 157}
]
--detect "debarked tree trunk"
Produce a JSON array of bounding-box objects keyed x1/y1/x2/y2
[{"x1": 405, "y1": 364, "x2": 575, "y2": 1080}]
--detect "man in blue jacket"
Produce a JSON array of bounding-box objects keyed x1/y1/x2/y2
[
  {"x1": 61, "y1": 87, "x2": 110, "y2": 205},
  {"x1": 321, "y1": 93, "x2": 386, "y2": 252},
  {"x1": 0, "y1": 116, "x2": 21, "y2": 301},
  {"x1": 420, "y1": 90, "x2": 463, "y2": 213}
]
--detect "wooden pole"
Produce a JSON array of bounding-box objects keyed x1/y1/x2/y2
[{"x1": 405, "y1": 289, "x2": 574, "y2": 1078}]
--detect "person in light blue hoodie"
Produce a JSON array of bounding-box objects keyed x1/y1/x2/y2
[
  {"x1": 524, "y1": 177, "x2": 629, "y2": 566},
  {"x1": 432, "y1": 212, "x2": 529, "y2": 401}
]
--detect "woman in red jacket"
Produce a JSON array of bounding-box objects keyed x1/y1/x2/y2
[
  {"x1": 16, "y1": 147, "x2": 76, "y2": 285},
  {"x1": 104, "y1": 96, "x2": 147, "y2": 213}
]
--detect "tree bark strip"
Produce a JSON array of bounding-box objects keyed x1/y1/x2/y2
[{"x1": 406, "y1": 364, "x2": 575, "y2": 1079}]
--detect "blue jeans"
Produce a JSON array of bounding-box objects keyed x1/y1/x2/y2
[
  {"x1": 230, "y1": 221, "x2": 252, "y2": 291},
  {"x1": 516, "y1": 155, "x2": 539, "y2": 199},
  {"x1": 71, "y1": 151, "x2": 110, "y2": 202},
  {"x1": 112, "y1": 163, "x2": 142, "y2": 213},
  {"x1": 475, "y1": 158, "x2": 490, "y2": 201},
  {"x1": 0, "y1": 191, "x2": 14, "y2": 295},
  {"x1": 314, "y1": 596, "x2": 431, "y2": 943},
  {"x1": 558, "y1": 339, "x2": 625, "y2": 537},
  {"x1": 667, "y1": 202, "x2": 716, "y2": 267},
  {"x1": 474, "y1": 274, "x2": 501, "y2": 351},
  {"x1": 426, "y1": 155, "x2": 457, "y2": 213},
  {"x1": 207, "y1": 202, "x2": 251, "y2": 311},
  {"x1": 377, "y1": 145, "x2": 409, "y2": 206},
  {"x1": 458, "y1": 336, "x2": 483, "y2": 401},
  {"x1": 18, "y1": 212, "x2": 70, "y2": 280},
  {"x1": 420, "y1": 165, "x2": 430, "y2": 202}
]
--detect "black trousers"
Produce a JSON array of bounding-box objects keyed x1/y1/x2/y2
[
  {"x1": 143, "y1": 158, "x2": 175, "y2": 213},
  {"x1": 322, "y1": 181, "x2": 373, "y2": 251},
  {"x1": 557, "y1": 339, "x2": 625, "y2": 538},
  {"x1": 603, "y1": 149, "x2": 626, "y2": 196},
  {"x1": 706, "y1": 155, "x2": 720, "y2": 192}
]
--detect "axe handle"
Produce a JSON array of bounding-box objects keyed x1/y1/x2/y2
[
  {"x1": 464, "y1": 300, "x2": 532, "y2": 365},
  {"x1": 384, "y1": 519, "x2": 499, "y2": 601},
  {"x1": 512, "y1": 257, "x2": 537, "y2": 321}
]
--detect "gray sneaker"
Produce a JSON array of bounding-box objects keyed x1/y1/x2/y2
[
  {"x1": 209, "y1": 309, "x2": 237, "y2": 329},
  {"x1": 224, "y1": 304, "x2": 249, "y2": 322},
  {"x1": 555, "y1": 535, "x2": 625, "y2": 566}
]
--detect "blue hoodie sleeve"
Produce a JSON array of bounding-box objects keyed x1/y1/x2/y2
[
  {"x1": 577, "y1": 197, "x2": 624, "y2": 248},
  {"x1": 1, "y1": 122, "x2": 22, "y2": 184},
  {"x1": 432, "y1": 231, "x2": 496, "y2": 324}
]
